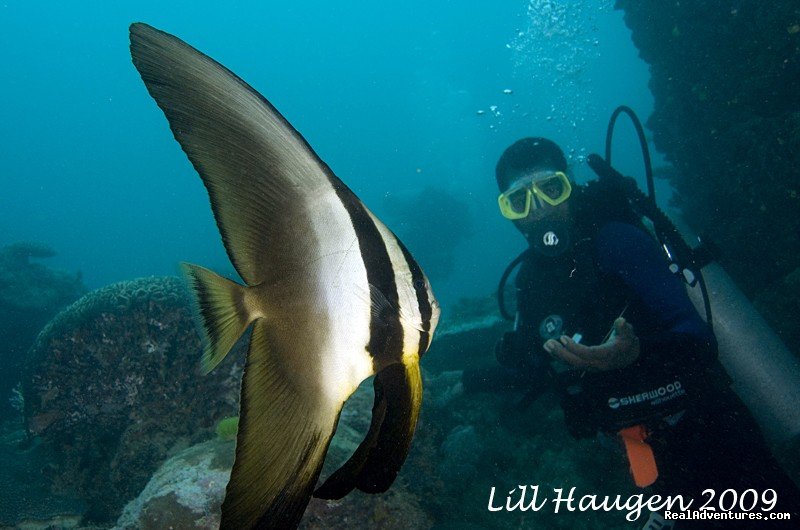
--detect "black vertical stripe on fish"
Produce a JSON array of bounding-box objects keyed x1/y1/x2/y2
[
  {"x1": 397, "y1": 239, "x2": 432, "y2": 355},
  {"x1": 328, "y1": 179, "x2": 404, "y2": 363}
]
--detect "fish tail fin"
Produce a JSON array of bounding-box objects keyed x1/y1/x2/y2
[{"x1": 180, "y1": 262, "x2": 254, "y2": 374}]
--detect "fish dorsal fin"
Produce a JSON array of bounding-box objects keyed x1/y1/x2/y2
[{"x1": 130, "y1": 22, "x2": 338, "y2": 286}]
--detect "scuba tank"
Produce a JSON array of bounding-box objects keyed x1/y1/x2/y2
[{"x1": 599, "y1": 107, "x2": 800, "y2": 462}]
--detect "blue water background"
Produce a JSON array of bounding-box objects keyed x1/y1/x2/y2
[{"x1": 0, "y1": 0, "x2": 658, "y2": 307}]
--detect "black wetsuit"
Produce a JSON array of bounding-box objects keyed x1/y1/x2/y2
[{"x1": 474, "y1": 183, "x2": 800, "y2": 526}]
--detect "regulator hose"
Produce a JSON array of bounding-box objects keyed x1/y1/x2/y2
[{"x1": 598, "y1": 105, "x2": 713, "y2": 328}]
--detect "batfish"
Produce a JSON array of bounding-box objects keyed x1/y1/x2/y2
[{"x1": 129, "y1": 22, "x2": 440, "y2": 529}]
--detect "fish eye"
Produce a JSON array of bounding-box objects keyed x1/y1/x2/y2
[{"x1": 413, "y1": 279, "x2": 426, "y2": 289}]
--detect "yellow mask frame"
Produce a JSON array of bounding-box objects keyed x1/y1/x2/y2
[{"x1": 497, "y1": 171, "x2": 572, "y2": 220}]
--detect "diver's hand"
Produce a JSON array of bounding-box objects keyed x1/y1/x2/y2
[{"x1": 543, "y1": 317, "x2": 640, "y2": 371}]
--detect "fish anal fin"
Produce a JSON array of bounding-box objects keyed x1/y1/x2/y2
[
  {"x1": 221, "y1": 320, "x2": 341, "y2": 529},
  {"x1": 357, "y1": 361, "x2": 422, "y2": 493},
  {"x1": 313, "y1": 360, "x2": 422, "y2": 499},
  {"x1": 313, "y1": 389, "x2": 387, "y2": 500}
]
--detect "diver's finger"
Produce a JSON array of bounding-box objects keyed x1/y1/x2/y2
[
  {"x1": 545, "y1": 339, "x2": 593, "y2": 369},
  {"x1": 615, "y1": 317, "x2": 635, "y2": 339},
  {"x1": 558, "y1": 334, "x2": 596, "y2": 360}
]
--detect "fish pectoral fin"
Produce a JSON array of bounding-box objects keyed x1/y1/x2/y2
[
  {"x1": 221, "y1": 320, "x2": 341, "y2": 529},
  {"x1": 363, "y1": 283, "x2": 423, "y2": 332},
  {"x1": 369, "y1": 283, "x2": 394, "y2": 318},
  {"x1": 314, "y1": 360, "x2": 423, "y2": 499},
  {"x1": 352, "y1": 282, "x2": 396, "y2": 326}
]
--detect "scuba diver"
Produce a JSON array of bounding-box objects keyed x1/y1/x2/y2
[{"x1": 464, "y1": 121, "x2": 800, "y2": 527}]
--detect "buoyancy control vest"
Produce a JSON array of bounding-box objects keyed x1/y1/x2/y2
[{"x1": 513, "y1": 183, "x2": 702, "y2": 438}]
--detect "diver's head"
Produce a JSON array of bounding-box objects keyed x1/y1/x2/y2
[{"x1": 495, "y1": 138, "x2": 573, "y2": 252}]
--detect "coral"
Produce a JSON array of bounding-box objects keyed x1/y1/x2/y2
[
  {"x1": 0, "y1": 420, "x2": 85, "y2": 527},
  {"x1": 0, "y1": 242, "x2": 85, "y2": 421},
  {"x1": 23, "y1": 276, "x2": 243, "y2": 525},
  {"x1": 300, "y1": 488, "x2": 432, "y2": 530},
  {"x1": 424, "y1": 370, "x2": 464, "y2": 409},
  {"x1": 1, "y1": 242, "x2": 56, "y2": 265},
  {"x1": 436, "y1": 294, "x2": 504, "y2": 337},
  {"x1": 438, "y1": 424, "x2": 480, "y2": 484}
]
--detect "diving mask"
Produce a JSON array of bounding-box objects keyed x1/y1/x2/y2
[{"x1": 497, "y1": 171, "x2": 572, "y2": 220}]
